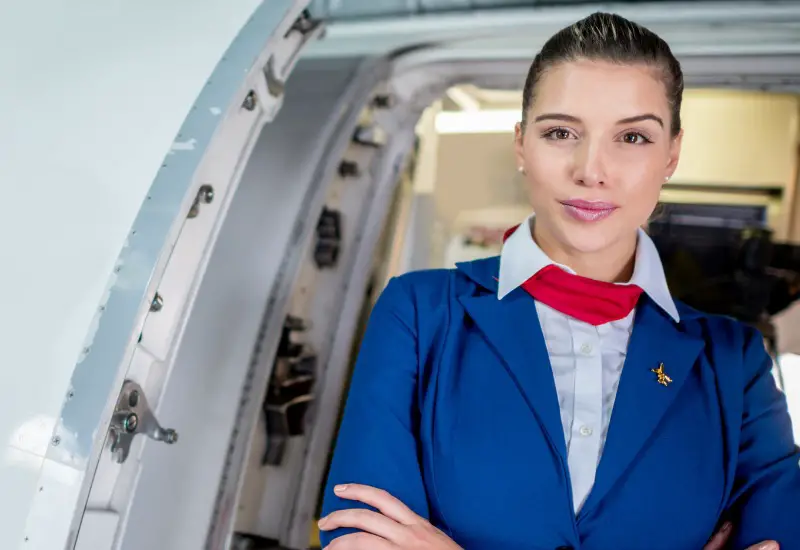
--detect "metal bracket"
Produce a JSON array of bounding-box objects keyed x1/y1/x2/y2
[
  {"x1": 109, "y1": 380, "x2": 178, "y2": 464},
  {"x1": 261, "y1": 316, "x2": 317, "y2": 466},
  {"x1": 187, "y1": 184, "x2": 215, "y2": 219},
  {"x1": 255, "y1": 10, "x2": 325, "y2": 121}
]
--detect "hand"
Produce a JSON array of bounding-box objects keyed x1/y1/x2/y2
[
  {"x1": 318, "y1": 483, "x2": 462, "y2": 549},
  {"x1": 703, "y1": 521, "x2": 779, "y2": 550}
]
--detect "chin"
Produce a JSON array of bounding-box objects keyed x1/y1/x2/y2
[{"x1": 556, "y1": 220, "x2": 621, "y2": 255}]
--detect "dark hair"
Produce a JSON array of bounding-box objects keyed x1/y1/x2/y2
[{"x1": 521, "y1": 12, "x2": 684, "y2": 136}]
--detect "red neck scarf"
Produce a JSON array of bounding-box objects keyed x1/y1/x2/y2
[{"x1": 503, "y1": 225, "x2": 643, "y2": 325}]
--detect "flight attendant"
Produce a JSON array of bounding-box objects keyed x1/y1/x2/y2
[{"x1": 318, "y1": 12, "x2": 800, "y2": 550}]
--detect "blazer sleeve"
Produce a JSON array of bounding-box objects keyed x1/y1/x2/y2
[
  {"x1": 319, "y1": 276, "x2": 429, "y2": 547},
  {"x1": 728, "y1": 326, "x2": 800, "y2": 549}
]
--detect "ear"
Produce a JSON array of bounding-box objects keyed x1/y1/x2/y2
[
  {"x1": 665, "y1": 128, "x2": 683, "y2": 180},
  {"x1": 514, "y1": 122, "x2": 526, "y2": 170}
]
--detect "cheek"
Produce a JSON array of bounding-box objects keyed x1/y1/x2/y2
[
  {"x1": 616, "y1": 174, "x2": 663, "y2": 225},
  {"x1": 611, "y1": 147, "x2": 668, "y2": 208},
  {"x1": 523, "y1": 142, "x2": 566, "y2": 200}
]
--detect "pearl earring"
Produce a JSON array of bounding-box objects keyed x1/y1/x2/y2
[
  {"x1": 518, "y1": 166, "x2": 525, "y2": 173},
  {"x1": 664, "y1": 176, "x2": 670, "y2": 182}
]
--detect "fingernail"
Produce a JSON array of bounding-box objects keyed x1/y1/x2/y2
[
  {"x1": 721, "y1": 522, "x2": 732, "y2": 534},
  {"x1": 334, "y1": 484, "x2": 348, "y2": 493},
  {"x1": 758, "y1": 542, "x2": 779, "y2": 550},
  {"x1": 318, "y1": 516, "x2": 328, "y2": 527}
]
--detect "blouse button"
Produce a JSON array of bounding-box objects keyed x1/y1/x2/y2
[{"x1": 580, "y1": 342, "x2": 592, "y2": 355}]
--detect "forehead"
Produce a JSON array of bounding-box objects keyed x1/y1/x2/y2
[{"x1": 531, "y1": 59, "x2": 670, "y2": 121}]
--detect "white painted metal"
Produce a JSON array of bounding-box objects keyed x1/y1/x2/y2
[
  {"x1": 306, "y1": 1, "x2": 800, "y2": 58},
  {"x1": 0, "y1": 1, "x2": 317, "y2": 549},
  {"x1": 76, "y1": 5, "x2": 327, "y2": 550}
]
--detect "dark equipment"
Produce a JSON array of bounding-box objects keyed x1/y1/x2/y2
[{"x1": 649, "y1": 202, "x2": 800, "y2": 390}]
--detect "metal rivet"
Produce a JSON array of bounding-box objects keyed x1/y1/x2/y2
[
  {"x1": 242, "y1": 91, "x2": 257, "y2": 111},
  {"x1": 51, "y1": 436, "x2": 61, "y2": 446},
  {"x1": 199, "y1": 184, "x2": 214, "y2": 204}
]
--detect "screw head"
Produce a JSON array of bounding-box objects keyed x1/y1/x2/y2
[
  {"x1": 242, "y1": 91, "x2": 257, "y2": 111},
  {"x1": 124, "y1": 413, "x2": 139, "y2": 433},
  {"x1": 199, "y1": 185, "x2": 214, "y2": 204}
]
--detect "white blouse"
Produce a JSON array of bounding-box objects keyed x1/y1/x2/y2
[{"x1": 497, "y1": 216, "x2": 680, "y2": 513}]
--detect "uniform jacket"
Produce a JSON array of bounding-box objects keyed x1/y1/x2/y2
[{"x1": 320, "y1": 256, "x2": 800, "y2": 550}]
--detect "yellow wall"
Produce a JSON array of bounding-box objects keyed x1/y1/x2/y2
[{"x1": 674, "y1": 89, "x2": 799, "y2": 188}]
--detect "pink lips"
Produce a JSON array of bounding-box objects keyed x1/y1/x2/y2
[{"x1": 560, "y1": 199, "x2": 618, "y2": 222}]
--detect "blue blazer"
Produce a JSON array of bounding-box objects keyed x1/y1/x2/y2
[{"x1": 320, "y1": 256, "x2": 800, "y2": 550}]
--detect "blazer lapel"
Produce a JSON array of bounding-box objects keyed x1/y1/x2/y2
[
  {"x1": 578, "y1": 298, "x2": 705, "y2": 519},
  {"x1": 458, "y1": 286, "x2": 567, "y2": 461}
]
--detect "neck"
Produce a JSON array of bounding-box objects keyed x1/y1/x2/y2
[{"x1": 531, "y1": 220, "x2": 637, "y2": 283}]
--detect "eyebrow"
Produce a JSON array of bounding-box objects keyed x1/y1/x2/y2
[{"x1": 534, "y1": 113, "x2": 665, "y2": 128}]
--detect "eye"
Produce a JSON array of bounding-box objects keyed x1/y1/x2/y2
[
  {"x1": 542, "y1": 127, "x2": 575, "y2": 140},
  {"x1": 620, "y1": 132, "x2": 652, "y2": 145}
]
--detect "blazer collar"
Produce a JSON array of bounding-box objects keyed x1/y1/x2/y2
[{"x1": 495, "y1": 215, "x2": 680, "y2": 323}]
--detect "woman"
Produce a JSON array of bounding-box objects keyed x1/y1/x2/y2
[{"x1": 318, "y1": 12, "x2": 800, "y2": 550}]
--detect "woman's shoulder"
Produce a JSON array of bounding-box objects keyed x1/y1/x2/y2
[
  {"x1": 674, "y1": 299, "x2": 770, "y2": 384},
  {"x1": 674, "y1": 299, "x2": 762, "y2": 348},
  {"x1": 388, "y1": 256, "x2": 500, "y2": 305}
]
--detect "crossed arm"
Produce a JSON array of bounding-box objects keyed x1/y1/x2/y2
[{"x1": 318, "y1": 484, "x2": 776, "y2": 550}]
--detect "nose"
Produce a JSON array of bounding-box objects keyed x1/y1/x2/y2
[{"x1": 571, "y1": 139, "x2": 607, "y2": 187}]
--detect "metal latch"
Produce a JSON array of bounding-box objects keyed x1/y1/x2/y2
[{"x1": 109, "y1": 380, "x2": 178, "y2": 463}]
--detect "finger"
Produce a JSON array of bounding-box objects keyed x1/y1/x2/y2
[
  {"x1": 703, "y1": 522, "x2": 733, "y2": 550},
  {"x1": 332, "y1": 484, "x2": 421, "y2": 525},
  {"x1": 324, "y1": 532, "x2": 395, "y2": 550},
  {"x1": 319, "y1": 508, "x2": 406, "y2": 542},
  {"x1": 745, "y1": 542, "x2": 779, "y2": 550}
]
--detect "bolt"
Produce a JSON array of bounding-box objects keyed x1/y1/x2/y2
[
  {"x1": 51, "y1": 436, "x2": 61, "y2": 446},
  {"x1": 242, "y1": 91, "x2": 257, "y2": 111},
  {"x1": 124, "y1": 413, "x2": 139, "y2": 433},
  {"x1": 163, "y1": 429, "x2": 178, "y2": 444},
  {"x1": 150, "y1": 293, "x2": 163, "y2": 312},
  {"x1": 128, "y1": 390, "x2": 139, "y2": 408},
  {"x1": 199, "y1": 184, "x2": 214, "y2": 204}
]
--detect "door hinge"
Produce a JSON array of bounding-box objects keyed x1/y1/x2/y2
[{"x1": 109, "y1": 380, "x2": 179, "y2": 463}]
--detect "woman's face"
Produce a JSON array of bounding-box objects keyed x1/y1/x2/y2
[{"x1": 514, "y1": 59, "x2": 682, "y2": 261}]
